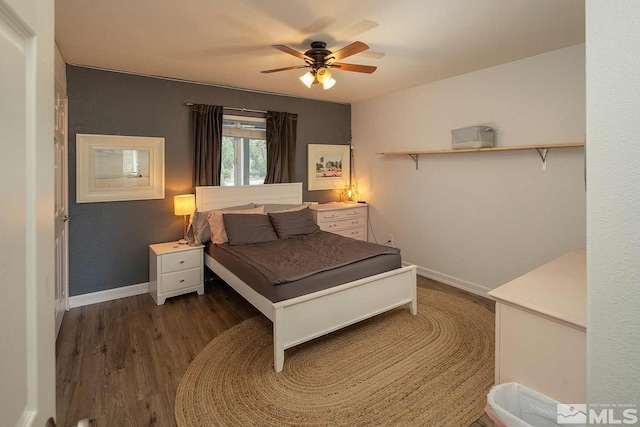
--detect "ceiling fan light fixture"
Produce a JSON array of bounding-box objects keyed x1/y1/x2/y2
[
  {"x1": 322, "y1": 77, "x2": 336, "y2": 90},
  {"x1": 299, "y1": 71, "x2": 315, "y2": 88},
  {"x1": 264, "y1": 41, "x2": 376, "y2": 91},
  {"x1": 316, "y1": 67, "x2": 332, "y2": 84}
]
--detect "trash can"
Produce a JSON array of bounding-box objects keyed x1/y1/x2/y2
[{"x1": 485, "y1": 382, "x2": 586, "y2": 427}]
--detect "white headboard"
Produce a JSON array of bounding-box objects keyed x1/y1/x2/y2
[{"x1": 195, "y1": 183, "x2": 303, "y2": 211}]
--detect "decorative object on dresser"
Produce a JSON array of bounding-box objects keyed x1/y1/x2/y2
[
  {"x1": 149, "y1": 242, "x2": 204, "y2": 305},
  {"x1": 489, "y1": 249, "x2": 586, "y2": 403},
  {"x1": 174, "y1": 194, "x2": 195, "y2": 244},
  {"x1": 339, "y1": 185, "x2": 360, "y2": 203},
  {"x1": 309, "y1": 202, "x2": 368, "y2": 241},
  {"x1": 307, "y1": 144, "x2": 350, "y2": 190}
]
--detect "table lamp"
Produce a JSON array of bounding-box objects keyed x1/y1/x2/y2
[
  {"x1": 340, "y1": 185, "x2": 360, "y2": 203},
  {"x1": 174, "y1": 194, "x2": 195, "y2": 244}
]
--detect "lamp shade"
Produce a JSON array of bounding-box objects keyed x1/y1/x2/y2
[
  {"x1": 174, "y1": 194, "x2": 195, "y2": 216},
  {"x1": 316, "y1": 67, "x2": 332, "y2": 83},
  {"x1": 299, "y1": 71, "x2": 315, "y2": 88},
  {"x1": 322, "y1": 77, "x2": 336, "y2": 90}
]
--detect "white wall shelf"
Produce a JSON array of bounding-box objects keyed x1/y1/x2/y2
[{"x1": 376, "y1": 142, "x2": 585, "y2": 170}]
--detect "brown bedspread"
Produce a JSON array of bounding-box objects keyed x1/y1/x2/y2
[{"x1": 218, "y1": 231, "x2": 400, "y2": 285}]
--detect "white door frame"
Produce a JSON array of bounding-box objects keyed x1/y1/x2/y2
[
  {"x1": 54, "y1": 81, "x2": 69, "y2": 338},
  {"x1": 0, "y1": 0, "x2": 56, "y2": 424}
]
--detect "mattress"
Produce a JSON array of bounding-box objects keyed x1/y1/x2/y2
[{"x1": 206, "y1": 235, "x2": 402, "y2": 303}]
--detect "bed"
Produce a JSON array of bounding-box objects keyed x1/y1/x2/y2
[{"x1": 196, "y1": 183, "x2": 417, "y2": 372}]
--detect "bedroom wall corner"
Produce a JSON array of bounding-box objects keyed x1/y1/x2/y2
[
  {"x1": 352, "y1": 44, "x2": 586, "y2": 291},
  {"x1": 66, "y1": 66, "x2": 351, "y2": 297},
  {"x1": 54, "y1": 44, "x2": 66, "y2": 93}
]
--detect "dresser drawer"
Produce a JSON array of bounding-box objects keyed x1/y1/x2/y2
[
  {"x1": 161, "y1": 267, "x2": 201, "y2": 293},
  {"x1": 333, "y1": 226, "x2": 366, "y2": 241},
  {"x1": 161, "y1": 250, "x2": 201, "y2": 273},
  {"x1": 316, "y1": 207, "x2": 364, "y2": 223},
  {"x1": 310, "y1": 203, "x2": 368, "y2": 242},
  {"x1": 322, "y1": 216, "x2": 366, "y2": 232}
]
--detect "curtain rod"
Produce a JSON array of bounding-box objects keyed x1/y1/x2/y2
[{"x1": 185, "y1": 103, "x2": 267, "y2": 114}]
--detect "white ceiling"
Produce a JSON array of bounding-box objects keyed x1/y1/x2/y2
[{"x1": 55, "y1": 0, "x2": 585, "y2": 104}]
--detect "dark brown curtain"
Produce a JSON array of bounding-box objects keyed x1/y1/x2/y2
[
  {"x1": 192, "y1": 104, "x2": 223, "y2": 186},
  {"x1": 265, "y1": 111, "x2": 298, "y2": 184}
]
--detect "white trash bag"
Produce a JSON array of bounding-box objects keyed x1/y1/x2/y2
[{"x1": 485, "y1": 382, "x2": 586, "y2": 427}]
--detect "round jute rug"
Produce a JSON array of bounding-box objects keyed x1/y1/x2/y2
[{"x1": 175, "y1": 288, "x2": 494, "y2": 427}]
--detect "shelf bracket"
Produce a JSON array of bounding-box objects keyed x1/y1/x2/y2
[
  {"x1": 536, "y1": 148, "x2": 549, "y2": 171},
  {"x1": 408, "y1": 154, "x2": 419, "y2": 170}
]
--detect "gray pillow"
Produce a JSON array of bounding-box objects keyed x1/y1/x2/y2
[
  {"x1": 268, "y1": 207, "x2": 319, "y2": 239},
  {"x1": 186, "y1": 203, "x2": 255, "y2": 245},
  {"x1": 222, "y1": 213, "x2": 279, "y2": 246},
  {"x1": 258, "y1": 203, "x2": 305, "y2": 213}
]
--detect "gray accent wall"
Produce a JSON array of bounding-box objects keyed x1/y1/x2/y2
[{"x1": 67, "y1": 65, "x2": 351, "y2": 296}]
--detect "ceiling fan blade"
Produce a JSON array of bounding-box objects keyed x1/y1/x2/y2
[
  {"x1": 260, "y1": 65, "x2": 308, "y2": 74},
  {"x1": 271, "y1": 44, "x2": 309, "y2": 60},
  {"x1": 332, "y1": 62, "x2": 377, "y2": 74},
  {"x1": 325, "y1": 41, "x2": 369, "y2": 61},
  {"x1": 338, "y1": 20, "x2": 379, "y2": 40},
  {"x1": 359, "y1": 50, "x2": 386, "y2": 59}
]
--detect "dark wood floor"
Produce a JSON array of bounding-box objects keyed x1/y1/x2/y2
[{"x1": 56, "y1": 275, "x2": 496, "y2": 427}]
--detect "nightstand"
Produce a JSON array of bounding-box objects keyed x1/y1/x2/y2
[
  {"x1": 149, "y1": 241, "x2": 204, "y2": 305},
  {"x1": 309, "y1": 202, "x2": 368, "y2": 241}
]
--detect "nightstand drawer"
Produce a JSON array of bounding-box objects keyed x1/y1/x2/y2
[
  {"x1": 161, "y1": 250, "x2": 201, "y2": 273},
  {"x1": 323, "y1": 216, "x2": 366, "y2": 231},
  {"x1": 333, "y1": 226, "x2": 366, "y2": 241},
  {"x1": 316, "y1": 207, "x2": 364, "y2": 222},
  {"x1": 161, "y1": 268, "x2": 201, "y2": 293}
]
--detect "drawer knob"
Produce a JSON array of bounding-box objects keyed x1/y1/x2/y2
[
  {"x1": 179, "y1": 279, "x2": 185, "y2": 283},
  {"x1": 179, "y1": 261, "x2": 185, "y2": 264}
]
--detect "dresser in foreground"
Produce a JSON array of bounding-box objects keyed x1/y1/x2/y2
[{"x1": 489, "y1": 249, "x2": 586, "y2": 403}]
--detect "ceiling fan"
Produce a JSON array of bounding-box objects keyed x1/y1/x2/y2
[{"x1": 261, "y1": 41, "x2": 377, "y2": 90}]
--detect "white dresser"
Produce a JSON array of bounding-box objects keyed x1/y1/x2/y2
[
  {"x1": 309, "y1": 202, "x2": 368, "y2": 241},
  {"x1": 149, "y1": 241, "x2": 204, "y2": 305},
  {"x1": 489, "y1": 249, "x2": 586, "y2": 403}
]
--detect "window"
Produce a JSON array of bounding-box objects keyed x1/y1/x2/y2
[{"x1": 221, "y1": 115, "x2": 267, "y2": 186}]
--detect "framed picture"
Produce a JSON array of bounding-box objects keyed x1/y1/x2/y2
[
  {"x1": 76, "y1": 134, "x2": 165, "y2": 203},
  {"x1": 307, "y1": 144, "x2": 350, "y2": 191}
]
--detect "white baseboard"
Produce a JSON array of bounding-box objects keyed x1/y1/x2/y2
[
  {"x1": 68, "y1": 282, "x2": 149, "y2": 308},
  {"x1": 403, "y1": 262, "x2": 493, "y2": 298}
]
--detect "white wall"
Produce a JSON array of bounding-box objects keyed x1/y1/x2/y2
[
  {"x1": 586, "y1": 1, "x2": 640, "y2": 406},
  {"x1": 352, "y1": 44, "x2": 586, "y2": 294}
]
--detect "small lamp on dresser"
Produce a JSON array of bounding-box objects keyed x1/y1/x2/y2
[
  {"x1": 174, "y1": 194, "x2": 195, "y2": 244},
  {"x1": 340, "y1": 185, "x2": 360, "y2": 204}
]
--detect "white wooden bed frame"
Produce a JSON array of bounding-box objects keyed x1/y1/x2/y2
[{"x1": 196, "y1": 183, "x2": 417, "y2": 372}]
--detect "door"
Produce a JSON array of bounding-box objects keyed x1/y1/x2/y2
[
  {"x1": 0, "y1": 0, "x2": 56, "y2": 425},
  {"x1": 54, "y1": 85, "x2": 68, "y2": 337}
]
